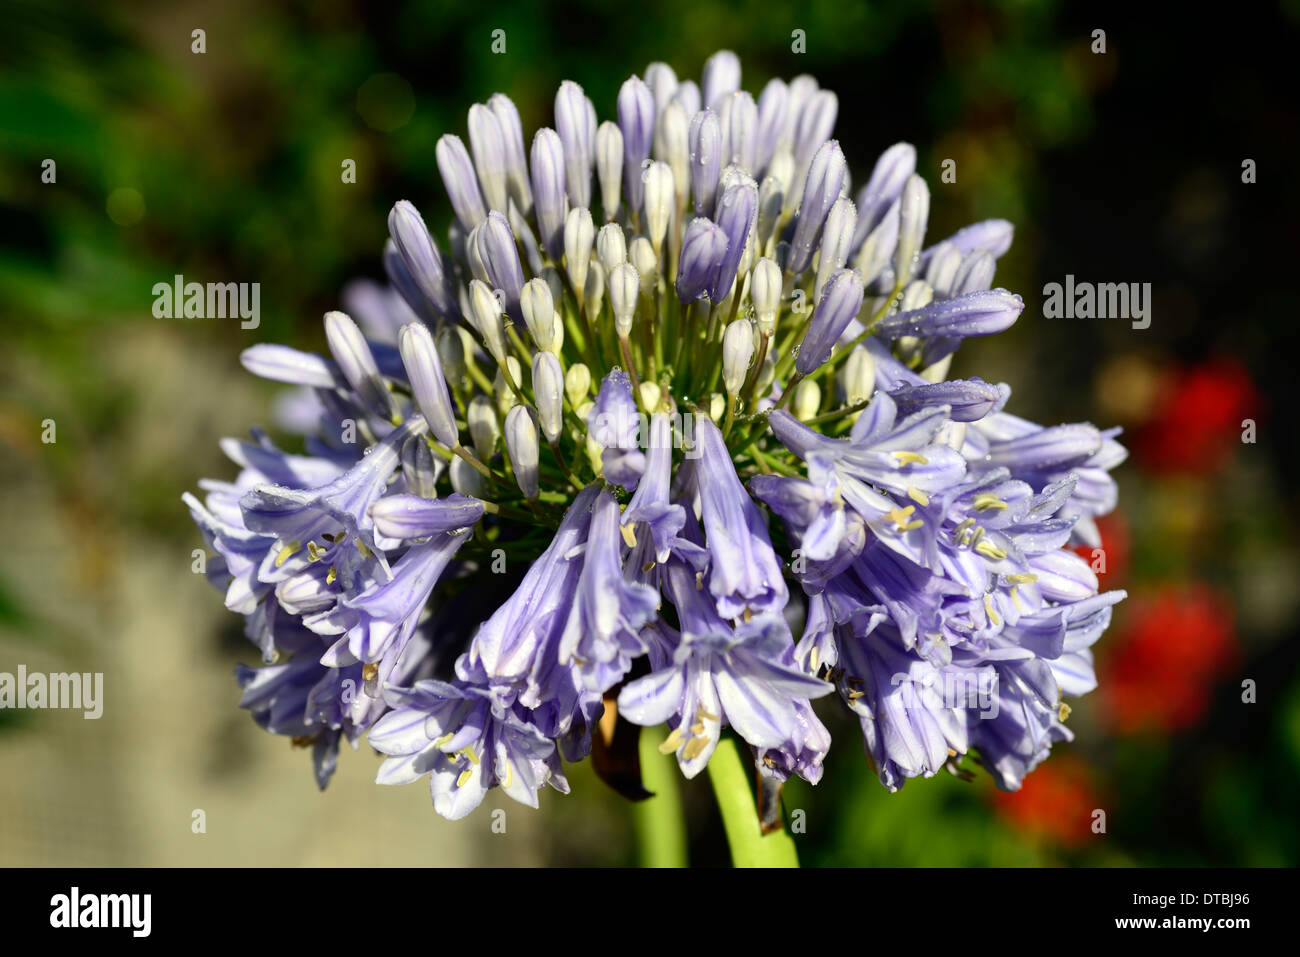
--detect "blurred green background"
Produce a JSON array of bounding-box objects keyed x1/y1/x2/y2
[{"x1": 2, "y1": 0, "x2": 1298, "y2": 866}]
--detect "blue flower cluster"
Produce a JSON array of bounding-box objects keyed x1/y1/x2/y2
[{"x1": 187, "y1": 50, "x2": 1124, "y2": 819}]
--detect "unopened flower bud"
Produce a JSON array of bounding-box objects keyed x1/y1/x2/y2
[
  {"x1": 595, "y1": 121, "x2": 623, "y2": 222},
  {"x1": 610, "y1": 262, "x2": 640, "y2": 338},
  {"x1": 842, "y1": 345, "x2": 876, "y2": 407},
  {"x1": 639, "y1": 381, "x2": 661, "y2": 413},
  {"x1": 893, "y1": 174, "x2": 930, "y2": 284},
  {"x1": 564, "y1": 206, "x2": 595, "y2": 298},
  {"x1": 722, "y1": 319, "x2": 755, "y2": 395},
  {"x1": 468, "y1": 279, "x2": 508, "y2": 363},
  {"x1": 519, "y1": 277, "x2": 555, "y2": 351},
  {"x1": 565, "y1": 362, "x2": 591, "y2": 408},
  {"x1": 436, "y1": 326, "x2": 466, "y2": 387},
  {"x1": 324, "y1": 310, "x2": 393, "y2": 419},
  {"x1": 504, "y1": 405, "x2": 540, "y2": 499},
  {"x1": 467, "y1": 395, "x2": 498, "y2": 462},
  {"x1": 532, "y1": 351, "x2": 564, "y2": 443},
  {"x1": 629, "y1": 236, "x2": 657, "y2": 285},
  {"x1": 792, "y1": 377, "x2": 821, "y2": 421},
  {"x1": 398, "y1": 322, "x2": 459, "y2": 448},
  {"x1": 596, "y1": 223, "x2": 627, "y2": 274},
  {"x1": 643, "y1": 160, "x2": 674, "y2": 255},
  {"x1": 752, "y1": 257, "x2": 782, "y2": 335},
  {"x1": 449, "y1": 455, "x2": 486, "y2": 497}
]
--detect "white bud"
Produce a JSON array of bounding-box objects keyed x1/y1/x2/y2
[
  {"x1": 658, "y1": 102, "x2": 690, "y2": 209},
  {"x1": 564, "y1": 206, "x2": 595, "y2": 297},
  {"x1": 532, "y1": 351, "x2": 564, "y2": 443},
  {"x1": 752, "y1": 257, "x2": 782, "y2": 335},
  {"x1": 842, "y1": 346, "x2": 876, "y2": 406},
  {"x1": 768, "y1": 147, "x2": 795, "y2": 205},
  {"x1": 468, "y1": 279, "x2": 508, "y2": 363},
  {"x1": 584, "y1": 260, "x2": 605, "y2": 318},
  {"x1": 756, "y1": 346, "x2": 776, "y2": 396},
  {"x1": 722, "y1": 319, "x2": 755, "y2": 395},
  {"x1": 900, "y1": 279, "x2": 933, "y2": 312},
  {"x1": 565, "y1": 362, "x2": 591, "y2": 408},
  {"x1": 756, "y1": 176, "x2": 784, "y2": 253},
  {"x1": 629, "y1": 236, "x2": 657, "y2": 286},
  {"x1": 504, "y1": 405, "x2": 540, "y2": 499},
  {"x1": 792, "y1": 377, "x2": 822, "y2": 421},
  {"x1": 548, "y1": 310, "x2": 565, "y2": 354},
  {"x1": 467, "y1": 394, "x2": 499, "y2": 461},
  {"x1": 708, "y1": 392, "x2": 726, "y2": 422},
  {"x1": 921, "y1": 354, "x2": 954, "y2": 384},
  {"x1": 519, "y1": 277, "x2": 555, "y2": 351},
  {"x1": 596, "y1": 222, "x2": 627, "y2": 274},
  {"x1": 639, "y1": 381, "x2": 661, "y2": 413},
  {"x1": 595, "y1": 121, "x2": 623, "y2": 222},
  {"x1": 449, "y1": 455, "x2": 486, "y2": 497},
  {"x1": 893, "y1": 174, "x2": 930, "y2": 284},
  {"x1": 643, "y1": 160, "x2": 674, "y2": 255},
  {"x1": 609, "y1": 262, "x2": 640, "y2": 338},
  {"x1": 398, "y1": 322, "x2": 459, "y2": 448}
]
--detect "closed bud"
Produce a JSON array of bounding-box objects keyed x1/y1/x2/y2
[
  {"x1": 532, "y1": 351, "x2": 565, "y2": 443},
  {"x1": 436, "y1": 134, "x2": 487, "y2": 230},
  {"x1": 795, "y1": 268, "x2": 864, "y2": 376},
  {"x1": 675, "y1": 217, "x2": 728, "y2": 302},
  {"x1": 468, "y1": 279, "x2": 508, "y2": 363},
  {"x1": 595, "y1": 121, "x2": 624, "y2": 222},
  {"x1": 449, "y1": 455, "x2": 486, "y2": 497},
  {"x1": 488, "y1": 93, "x2": 532, "y2": 216},
  {"x1": 555, "y1": 80, "x2": 595, "y2": 210},
  {"x1": 493, "y1": 355, "x2": 524, "y2": 417},
  {"x1": 629, "y1": 236, "x2": 658, "y2": 284},
  {"x1": 519, "y1": 277, "x2": 556, "y2": 351},
  {"x1": 923, "y1": 240, "x2": 962, "y2": 298},
  {"x1": 609, "y1": 262, "x2": 641, "y2": 337},
  {"x1": 722, "y1": 319, "x2": 755, "y2": 395},
  {"x1": 893, "y1": 174, "x2": 930, "y2": 284},
  {"x1": 565, "y1": 362, "x2": 592, "y2": 407},
  {"x1": 324, "y1": 311, "x2": 394, "y2": 419},
  {"x1": 788, "y1": 140, "x2": 847, "y2": 275},
  {"x1": 387, "y1": 201, "x2": 458, "y2": 321},
  {"x1": 702, "y1": 50, "x2": 741, "y2": 110},
  {"x1": 643, "y1": 160, "x2": 674, "y2": 255},
  {"x1": 657, "y1": 102, "x2": 690, "y2": 210},
  {"x1": 639, "y1": 381, "x2": 661, "y2": 413},
  {"x1": 467, "y1": 395, "x2": 499, "y2": 461},
  {"x1": 436, "y1": 326, "x2": 466, "y2": 386},
  {"x1": 815, "y1": 197, "x2": 858, "y2": 302},
  {"x1": 504, "y1": 405, "x2": 540, "y2": 499},
  {"x1": 584, "y1": 260, "x2": 605, "y2": 317},
  {"x1": 530, "y1": 128, "x2": 568, "y2": 260},
  {"x1": 617, "y1": 75, "x2": 655, "y2": 212},
  {"x1": 400, "y1": 433, "x2": 440, "y2": 500},
  {"x1": 564, "y1": 206, "x2": 595, "y2": 299},
  {"x1": 596, "y1": 222, "x2": 627, "y2": 274},
  {"x1": 792, "y1": 377, "x2": 822, "y2": 421},
  {"x1": 467, "y1": 103, "x2": 509, "y2": 214},
  {"x1": 398, "y1": 322, "x2": 459, "y2": 447},
  {"x1": 842, "y1": 345, "x2": 876, "y2": 407},
  {"x1": 689, "y1": 109, "x2": 722, "y2": 216},
  {"x1": 752, "y1": 257, "x2": 782, "y2": 335}
]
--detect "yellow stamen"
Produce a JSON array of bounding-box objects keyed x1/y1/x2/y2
[
  {"x1": 1010, "y1": 584, "x2": 1025, "y2": 612},
  {"x1": 682, "y1": 736, "x2": 709, "y2": 760},
  {"x1": 620, "y1": 523, "x2": 637, "y2": 548},
  {"x1": 502, "y1": 762, "x2": 513, "y2": 789},
  {"x1": 456, "y1": 768, "x2": 473, "y2": 788},
  {"x1": 907, "y1": 487, "x2": 930, "y2": 506},
  {"x1": 972, "y1": 493, "x2": 1008, "y2": 512},
  {"x1": 892, "y1": 450, "x2": 928, "y2": 466},
  {"x1": 434, "y1": 732, "x2": 454, "y2": 748},
  {"x1": 361, "y1": 663, "x2": 379, "y2": 682},
  {"x1": 1004, "y1": 573, "x2": 1038, "y2": 585},
  {"x1": 975, "y1": 540, "x2": 1007, "y2": 561},
  {"x1": 1058, "y1": 703, "x2": 1072, "y2": 722},
  {"x1": 984, "y1": 594, "x2": 1002, "y2": 626},
  {"x1": 325, "y1": 566, "x2": 338, "y2": 585},
  {"x1": 658, "y1": 727, "x2": 686, "y2": 754},
  {"x1": 275, "y1": 541, "x2": 301, "y2": 568},
  {"x1": 462, "y1": 745, "x2": 480, "y2": 765}
]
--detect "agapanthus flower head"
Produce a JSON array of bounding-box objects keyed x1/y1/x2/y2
[{"x1": 188, "y1": 50, "x2": 1127, "y2": 820}]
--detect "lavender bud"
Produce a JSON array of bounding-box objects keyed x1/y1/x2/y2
[
  {"x1": 852, "y1": 142, "x2": 915, "y2": 249},
  {"x1": 436, "y1": 134, "x2": 487, "y2": 230},
  {"x1": 754, "y1": 79, "x2": 789, "y2": 175},
  {"x1": 708, "y1": 178, "x2": 758, "y2": 302},
  {"x1": 617, "y1": 75, "x2": 655, "y2": 212},
  {"x1": 720, "y1": 91, "x2": 757, "y2": 173},
  {"x1": 387, "y1": 202, "x2": 456, "y2": 321},
  {"x1": 467, "y1": 103, "x2": 509, "y2": 214},
  {"x1": 555, "y1": 80, "x2": 595, "y2": 210},
  {"x1": 530, "y1": 128, "x2": 568, "y2": 260},
  {"x1": 689, "y1": 108, "x2": 722, "y2": 216},
  {"x1": 475, "y1": 210, "x2": 525, "y2": 317},
  {"x1": 324, "y1": 310, "x2": 393, "y2": 418},
  {"x1": 488, "y1": 93, "x2": 532, "y2": 216},
  {"x1": 788, "y1": 140, "x2": 846, "y2": 275},
  {"x1": 675, "y1": 217, "x2": 728, "y2": 302},
  {"x1": 815, "y1": 196, "x2": 858, "y2": 301},
  {"x1": 449, "y1": 455, "x2": 485, "y2": 498},
  {"x1": 795, "y1": 268, "x2": 864, "y2": 376},
  {"x1": 701, "y1": 50, "x2": 741, "y2": 110},
  {"x1": 398, "y1": 322, "x2": 459, "y2": 448}
]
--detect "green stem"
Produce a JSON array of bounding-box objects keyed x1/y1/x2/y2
[
  {"x1": 706, "y1": 737, "x2": 799, "y2": 868},
  {"x1": 633, "y1": 726, "x2": 689, "y2": 868}
]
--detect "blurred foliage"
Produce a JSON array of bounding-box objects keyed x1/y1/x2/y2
[{"x1": 2, "y1": 0, "x2": 1298, "y2": 866}]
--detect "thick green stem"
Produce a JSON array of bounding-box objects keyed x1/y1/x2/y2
[
  {"x1": 633, "y1": 726, "x2": 688, "y2": 868},
  {"x1": 706, "y1": 737, "x2": 800, "y2": 868}
]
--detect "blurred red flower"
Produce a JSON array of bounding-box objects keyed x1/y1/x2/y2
[
  {"x1": 991, "y1": 757, "x2": 1099, "y2": 847},
  {"x1": 1071, "y1": 510, "x2": 1129, "y2": 589},
  {"x1": 1134, "y1": 356, "x2": 1260, "y2": 473},
  {"x1": 1100, "y1": 584, "x2": 1238, "y2": 734}
]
